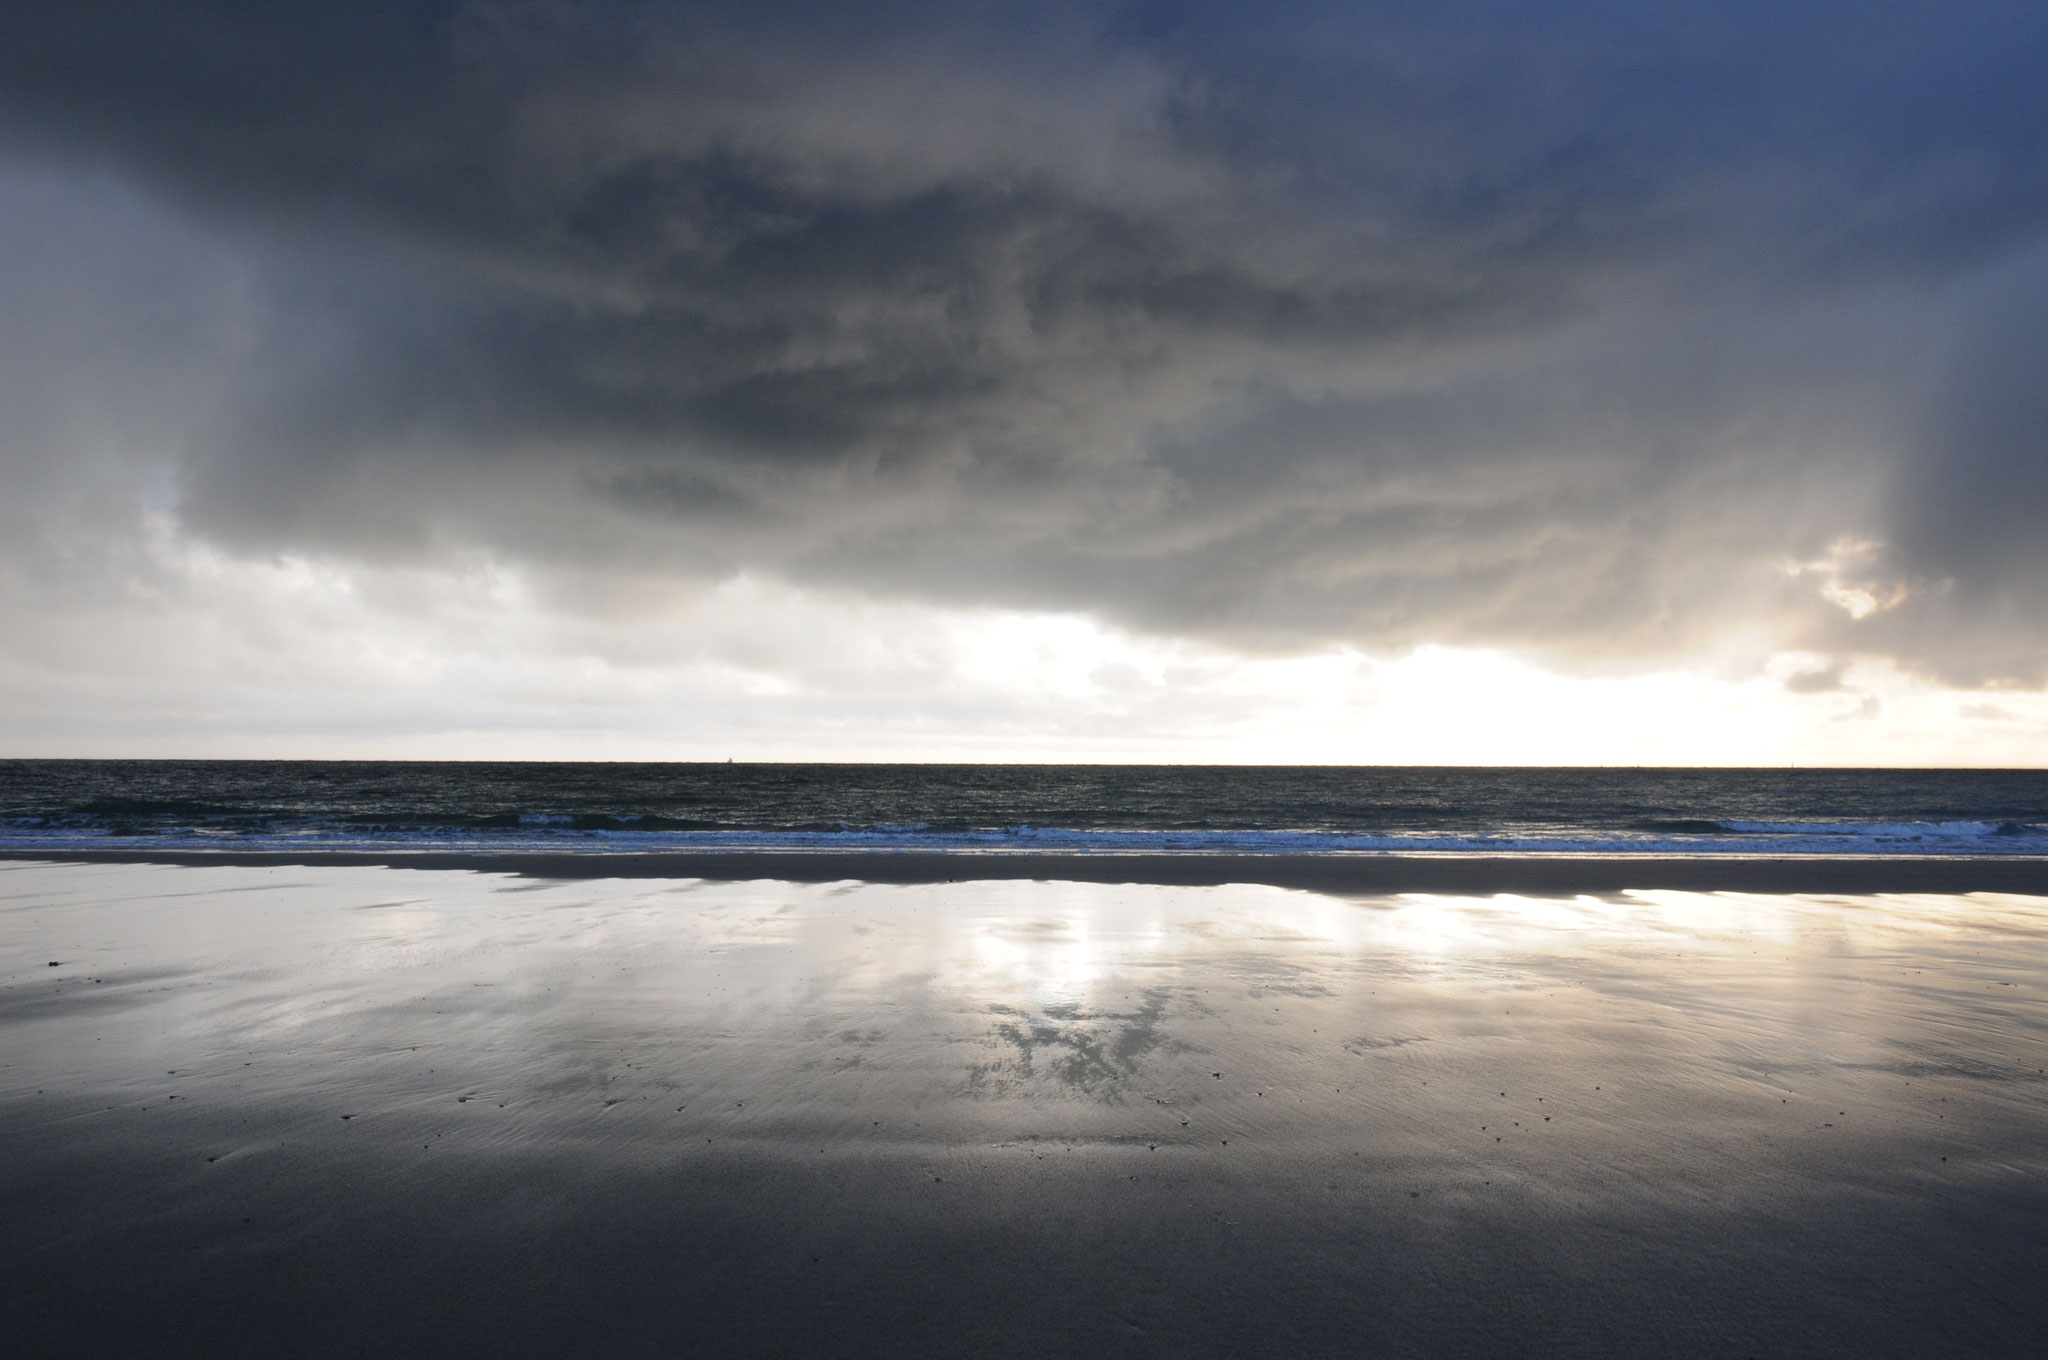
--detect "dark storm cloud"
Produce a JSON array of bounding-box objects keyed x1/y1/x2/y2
[{"x1": 6, "y1": 1, "x2": 2048, "y2": 678}]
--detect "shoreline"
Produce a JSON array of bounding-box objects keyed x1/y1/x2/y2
[{"x1": 9, "y1": 847, "x2": 2048, "y2": 894}]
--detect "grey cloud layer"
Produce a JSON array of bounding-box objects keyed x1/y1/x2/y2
[{"x1": 6, "y1": 1, "x2": 2048, "y2": 680}]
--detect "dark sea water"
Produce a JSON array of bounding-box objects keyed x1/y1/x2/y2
[{"x1": 3, "y1": 760, "x2": 2046, "y2": 856}]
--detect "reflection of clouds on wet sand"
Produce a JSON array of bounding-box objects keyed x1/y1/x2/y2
[
  {"x1": 969, "y1": 991, "x2": 1178, "y2": 1099},
  {"x1": 5, "y1": 862, "x2": 2048, "y2": 1354},
  {"x1": 6, "y1": 862, "x2": 2043, "y2": 1153}
]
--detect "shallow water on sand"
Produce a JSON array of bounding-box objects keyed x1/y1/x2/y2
[{"x1": 5, "y1": 862, "x2": 2047, "y2": 1357}]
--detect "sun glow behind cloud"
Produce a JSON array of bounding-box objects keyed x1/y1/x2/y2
[{"x1": 3, "y1": 514, "x2": 2042, "y2": 764}]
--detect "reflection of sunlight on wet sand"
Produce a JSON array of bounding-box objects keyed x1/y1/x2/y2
[
  {"x1": 1359, "y1": 891, "x2": 1811, "y2": 963},
  {"x1": 969, "y1": 913, "x2": 1105, "y2": 1009},
  {"x1": 963, "y1": 882, "x2": 1178, "y2": 1009},
  {"x1": 596, "y1": 878, "x2": 2048, "y2": 1023},
  {"x1": 1343, "y1": 888, "x2": 2037, "y2": 966},
  {"x1": 13, "y1": 864, "x2": 2046, "y2": 1142}
]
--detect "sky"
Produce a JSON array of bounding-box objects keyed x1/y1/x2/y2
[{"x1": 4, "y1": 0, "x2": 2048, "y2": 763}]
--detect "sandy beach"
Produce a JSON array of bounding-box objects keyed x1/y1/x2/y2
[{"x1": 6, "y1": 858, "x2": 2047, "y2": 1356}]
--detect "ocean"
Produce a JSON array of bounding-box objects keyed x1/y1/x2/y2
[{"x1": 4, "y1": 760, "x2": 2045, "y2": 857}]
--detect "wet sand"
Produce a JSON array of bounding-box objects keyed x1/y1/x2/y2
[{"x1": 5, "y1": 860, "x2": 2047, "y2": 1356}]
